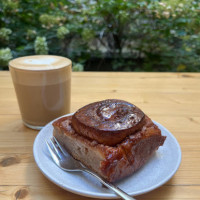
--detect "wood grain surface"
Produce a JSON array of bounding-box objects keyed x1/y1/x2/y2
[{"x1": 0, "y1": 71, "x2": 199, "y2": 200}]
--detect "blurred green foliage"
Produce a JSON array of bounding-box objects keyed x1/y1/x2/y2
[
  {"x1": 0, "y1": 0, "x2": 200, "y2": 71},
  {"x1": 34, "y1": 36, "x2": 49, "y2": 54}
]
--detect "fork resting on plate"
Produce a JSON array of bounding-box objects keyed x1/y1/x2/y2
[{"x1": 46, "y1": 136, "x2": 136, "y2": 200}]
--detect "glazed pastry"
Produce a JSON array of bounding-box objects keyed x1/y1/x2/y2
[
  {"x1": 72, "y1": 99, "x2": 145, "y2": 146},
  {"x1": 53, "y1": 99, "x2": 166, "y2": 182}
]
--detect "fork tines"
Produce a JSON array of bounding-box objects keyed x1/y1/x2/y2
[
  {"x1": 46, "y1": 139, "x2": 60, "y2": 165},
  {"x1": 53, "y1": 137, "x2": 67, "y2": 156}
]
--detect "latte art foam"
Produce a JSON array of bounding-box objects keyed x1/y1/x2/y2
[{"x1": 9, "y1": 55, "x2": 71, "y2": 70}]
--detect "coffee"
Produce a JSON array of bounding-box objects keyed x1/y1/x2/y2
[{"x1": 9, "y1": 55, "x2": 71, "y2": 130}]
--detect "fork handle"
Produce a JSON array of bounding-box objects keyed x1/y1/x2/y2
[{"x1": 82, "y1": 168, "x2": 136, "y2": 200}]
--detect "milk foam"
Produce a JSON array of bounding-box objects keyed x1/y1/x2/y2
[
  {"x1": 23, "y1": 57, "x2": 57, "y2": 65},
  {"x1": 9, "y1": 55, "x2": 71, "y2": 70}
]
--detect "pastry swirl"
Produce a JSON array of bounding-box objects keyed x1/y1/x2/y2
[{"x1": 72, "y1": 99, "x2": 145, "y2": 145}]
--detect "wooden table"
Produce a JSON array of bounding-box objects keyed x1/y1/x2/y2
[{"x1": 0, "y1": 71, "x2": 200, "y2": 200}]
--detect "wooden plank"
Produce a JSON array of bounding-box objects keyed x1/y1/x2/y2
[
  {"x1": 1, "y1": 87, "x2": 200, "y2": 105},
  {"x1": 0, "y1": 185, "x2": 200, "y2": 200}
]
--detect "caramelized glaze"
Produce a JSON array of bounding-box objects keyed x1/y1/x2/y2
[
  {"x1": 74, "y1": 99, "x2": 144, "y2": 131},
  {"x1": 72, "y1": 99, "x2": 146, "y2": 145}
]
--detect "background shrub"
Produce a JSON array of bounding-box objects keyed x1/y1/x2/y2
[{"x1": 0, "y1": 0, "x2": 200, "y2": 71}]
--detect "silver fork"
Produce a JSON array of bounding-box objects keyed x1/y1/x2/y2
[{"x1": 46, "y1": 136, "x2": 136, "y2": 200}]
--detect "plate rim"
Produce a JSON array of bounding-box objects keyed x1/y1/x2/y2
[{"x1": 33, "y1": 113, "x2": 182, "y2": 199}]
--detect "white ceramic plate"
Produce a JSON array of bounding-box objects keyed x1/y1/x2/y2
[{"x1": 33, "y1": 113, "x2": 182, "y2": 199}]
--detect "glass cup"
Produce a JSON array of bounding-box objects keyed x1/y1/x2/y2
[{"x1": 9, "y1": 55, "x2": 71, "y2": 130}]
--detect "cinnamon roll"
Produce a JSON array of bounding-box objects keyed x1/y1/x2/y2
[
  {"x1": 72, "y1": 99, "x2": 145, "y2": 146},
  {"x1": 53, "y1": 99, "x2": 166, "y2": 182}
]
